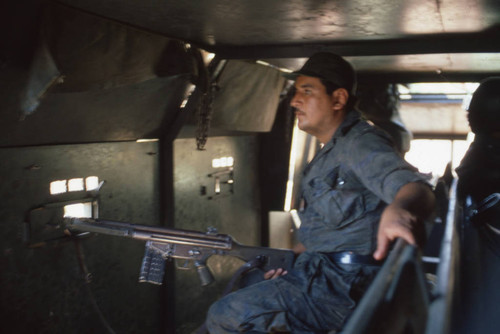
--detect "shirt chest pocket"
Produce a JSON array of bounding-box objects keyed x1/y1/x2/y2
[{"x1": 306, "y1": 168, "x2": 366, "y2": 229}]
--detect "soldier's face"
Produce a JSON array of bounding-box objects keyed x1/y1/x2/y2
[{"x1": 290, "y1": 76, "x2": 336, "y2": 137}]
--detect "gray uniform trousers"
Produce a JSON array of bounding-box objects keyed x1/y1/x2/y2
[{"x1": 205, "y1": 252, "x2": 379, "y2": 333}]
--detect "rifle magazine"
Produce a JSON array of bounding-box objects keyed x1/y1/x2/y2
[{"x1": 139, "y1": 241, "x2": 166, "y2": 285}]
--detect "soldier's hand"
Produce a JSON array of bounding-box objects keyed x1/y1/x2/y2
[
  {"x1": 263, "y1": 242, "x2": 304, "y2": 279},
  {"x1": 263, "y1": 268, "x2": 288, "y2": 280},
  {"x1": 373, "y1": 182, "x2": 433, "y2": 261},
  {"x1": 373, "y1": 203, "x2": 420, "y2": 260}
]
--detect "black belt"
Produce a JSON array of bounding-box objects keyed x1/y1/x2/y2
[{"x1": 323, "y1": 251, "x2": 384, "y2": 266}]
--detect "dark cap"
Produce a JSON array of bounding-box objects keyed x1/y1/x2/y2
[
  {"x1": 467, "y1": 77, "x2": 500, "y2": 134},
  {"x1": 286, "y1": 52, "x2": 357, "y2": 95}
]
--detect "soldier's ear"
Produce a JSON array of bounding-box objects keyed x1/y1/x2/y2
[{"x1": 331, "y1": 88, "x2": 349, "y2": 110}]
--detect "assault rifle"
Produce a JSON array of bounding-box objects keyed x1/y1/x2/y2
[{"x1": 64, "y1": 217, "x2": 295, "y2": 286}]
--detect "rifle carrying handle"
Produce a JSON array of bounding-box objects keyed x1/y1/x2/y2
[{"x1": 195, "y1": 261, "x2": 215, "y2": 286}]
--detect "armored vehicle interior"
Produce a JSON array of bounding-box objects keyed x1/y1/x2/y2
[{"x1": 2, "y1": 1, "x2": 500, "y2": 333}]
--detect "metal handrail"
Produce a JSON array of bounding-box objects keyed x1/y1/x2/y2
[
  {"x1": 341, "y1": 179, "x2": 461, "y2": 334},
  {"x1": 425, "y1": 178, "x2": 461, "y2": 334},
  {"x1": 341, "y1": 238, "x2": 428, "y2": 333}
]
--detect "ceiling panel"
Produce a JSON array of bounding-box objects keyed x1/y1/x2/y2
[
  {"x1": 51, "y1": 0, "x2": 500, "y2": 81},
  {"x1": 4, "y1": 0, "x2": 500, "y2": 82},
  {"x1": 58, "y1": 0, "x2": 500, "y2": 46}
]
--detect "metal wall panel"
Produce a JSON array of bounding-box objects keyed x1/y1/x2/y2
[
  {"x1": 173, "y1": 135, "x2": 261, "y2": 332},
  {"x1": 0, "y1": 141, "x2": 161, "y2": 333}
]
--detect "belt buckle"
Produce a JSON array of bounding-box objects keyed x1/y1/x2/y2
[{"x1": 339, "y1": 252, "x2": 354, "y2": 264}]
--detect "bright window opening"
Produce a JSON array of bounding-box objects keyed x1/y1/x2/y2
[
  {"x1": 397, "y1": 82, "x2": 479, "y2": 102},
  {"x1": 284, "y1": 119, "x2": 302, "y2": 212},
  {"x1": 63, "y1": 202, "x2": 93, "y2": 218},
  {"x1": 50, "y1": 180, "x2": 67, "y2": 195},
  {"x1": 398, "y1": 82, "x2": 476, "y2": 183},
  {"x1": 136, "y1": 138, "x2": 159, "y2": 143},
  {"x1": 68, "y1": 178, "x2": 84, "y2": 191},
  {"x1": 50, "y1": 176, "x2": 100, "y2": 195},
  {"x1": 212, "y1": 156, "x2": 234, "y2": 168},
  {"x1": 85, "y1": 176, "x2": 100, "y2": 191},
  {"x1": 284, "y1": 119, "x2": 319, "y2": 212},
  {"x1": 405, "y1": 138, "x2": 472, "y2": 183}
]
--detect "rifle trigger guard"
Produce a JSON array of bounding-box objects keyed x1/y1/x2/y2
[{"x1": 175, "y1": 259, "x2": 192, "y2": 270}]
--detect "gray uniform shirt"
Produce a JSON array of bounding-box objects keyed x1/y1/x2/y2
[{"x1": 298, "y1": 110, "x2": 427, "y2": 254}]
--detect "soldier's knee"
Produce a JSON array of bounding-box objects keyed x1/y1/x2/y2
[{"x1": 206, "y1": 298, "x2": 237, "y2": 333}]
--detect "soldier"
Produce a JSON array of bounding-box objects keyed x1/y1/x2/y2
[
  {"x1": 456, "y1": 77, "x2": 500, "y2": 203},
  {"x1": 206, "y1": 52, "x2": 435, "y2": 333}
]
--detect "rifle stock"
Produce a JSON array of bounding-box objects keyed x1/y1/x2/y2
[{"x1": 64, "y1": 218, "x2": 295, "y2": 286}]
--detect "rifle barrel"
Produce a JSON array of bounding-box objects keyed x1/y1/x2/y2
[{"x1": 66, "y1": 218, "x2": 232, "y2": 249}]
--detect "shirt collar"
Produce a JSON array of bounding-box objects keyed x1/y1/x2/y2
[
  {"x1": 324, "y1": 110, "x2": 362, "y2": 148},
  {"x1": 303, "y1": 110, "x2": 362, "y2": 174}
]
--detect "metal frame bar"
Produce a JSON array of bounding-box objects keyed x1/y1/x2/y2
[
  {"x1": 425, "y1": 178, "x2": 461, "y2": 334},
  {"x1": 341, "y1": 238, "x2": 429, "y2": 333}
]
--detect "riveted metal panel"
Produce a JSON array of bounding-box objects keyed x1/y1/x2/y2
[
  {"x1": 0, "y1": 141, "x2": 161, "y2": 333},
  {"x1": 173, "y1": 135, "x2": 261, "y2": 332}
]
